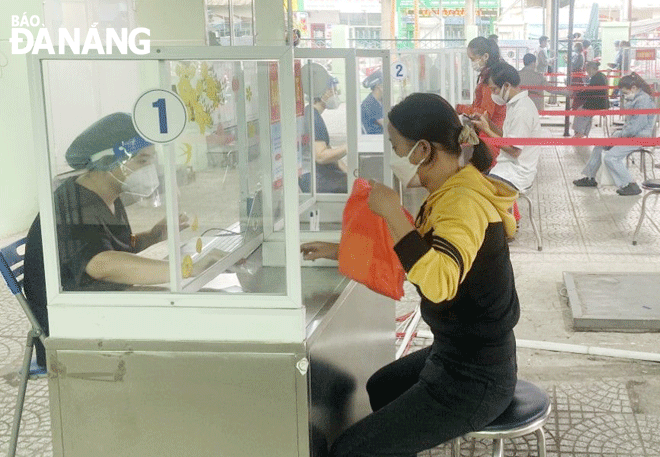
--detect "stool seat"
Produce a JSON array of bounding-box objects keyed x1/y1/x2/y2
[
  {"x1": 481, "y1": 379, "x2": 550, "y2": 432},
  {"x1": 452, "y1": 379, "x2": 551, "y2": 457},
  {"x1": 642, "y1": 179, "x2": 660, "y2": 190}
]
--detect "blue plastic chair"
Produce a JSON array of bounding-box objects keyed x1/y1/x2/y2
[{"x1": 0, "y1": 237, "x2": 48, "y2": 457}]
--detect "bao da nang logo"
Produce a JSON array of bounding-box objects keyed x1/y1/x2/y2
[{"x1": 10, "y1": 14, "x2": 150, "y2": 55}]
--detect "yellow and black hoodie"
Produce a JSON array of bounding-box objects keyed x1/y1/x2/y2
[{"x1": 393, "y1": 164, "x2": 520, "y2": 365}]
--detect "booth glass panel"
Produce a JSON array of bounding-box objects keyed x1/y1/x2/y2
[{"x1": 40, "y1": 56, "x2": 289, "y2": 297}]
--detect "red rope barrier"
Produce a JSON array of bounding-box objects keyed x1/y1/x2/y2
[
  {"x1": 520, "y1": 85, "x2": 616, "y2": 91},
  {"x1": 537, "y1": 108, "x2": 660, "y2": 116},
  {"x1": 482, "y1": 137, "x2": 660, "y2": 147}
]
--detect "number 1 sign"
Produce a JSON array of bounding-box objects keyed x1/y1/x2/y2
[{"x1": 133, "y1": 89, "x2": 187, "y2": 143}]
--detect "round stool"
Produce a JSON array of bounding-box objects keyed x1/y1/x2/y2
[{"x1": 451, "y1": 379, "x2": 551, "y2": 457}]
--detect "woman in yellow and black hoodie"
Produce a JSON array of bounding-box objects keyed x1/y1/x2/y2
[{"x1": 304, "y1": 93, "x2": 521, "y2": 457}]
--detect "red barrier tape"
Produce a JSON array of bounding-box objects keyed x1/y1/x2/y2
[
  {"x1": 520, "y1": 85, "x2": 616, "y2": 91},
  {"x1": 520, "y1": 85, "x2": 660, "y2": 97},
  {"x1": 544, "y1": 72, "x2": 588, "y2": 77},
  {"x1": 537, "y1": 108, "x2": 660, "y2": 116},
  {"x1": 482, "y1": 137, "x2": 660, "y2": 147}
]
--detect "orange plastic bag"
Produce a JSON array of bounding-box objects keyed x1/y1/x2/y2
[{"x1": 338, "y1": 178, "x2": 413, "y2": 300}]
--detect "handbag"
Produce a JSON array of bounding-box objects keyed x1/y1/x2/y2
[{"x1": 338, "y1": 178, "x2": 413, "y2": 300}]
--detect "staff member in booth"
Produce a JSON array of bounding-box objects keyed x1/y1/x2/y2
[
  {"x1": 300, "y1": 62, "x2": 348, "y2": 194},
  {"x1": 24, "y1": 113, "x2": 185, "y2": 368},
  {"x1": 302, "y1": 93, "x2": 520, "y2": 457},
  {"x1": 360, "y1": 69, "x2": 384, "y2": 135}
]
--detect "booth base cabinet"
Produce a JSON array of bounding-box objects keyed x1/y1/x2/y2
[{"x1": 45, "y1": 284, "x2": 395, "y2": 456}]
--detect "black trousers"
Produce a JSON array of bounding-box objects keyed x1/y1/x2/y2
[{"x1": 328, "y1": 344, "x2": 517, "y2": 457}]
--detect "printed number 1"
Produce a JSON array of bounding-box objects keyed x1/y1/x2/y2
[
  {"x1": 395, "y1": 64, "x2": 403, "y2": 78},
  {"x1": 152, "y1": 98, "x2": 168, "y2": 134}
]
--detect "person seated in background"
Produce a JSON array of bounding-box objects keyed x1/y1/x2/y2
[
  {"x1": 23, "y1": 113, "x2": 187, "y2": 368},
  {"x1": 361, "y1": 69, "x2": 384, "y2": 135},
  {"x1": 573, "y1": 73, "x2": 657, "y2": 196},
  {"x1": 518, "y1": 53, "x2": 546, "y2": 112},
  {"x1": 457, "y1": 36, "x2": 507, "y2": 166},
  {"x1": 473, "y1": 61, "x2": 543, "y2": 193},
  {"x1": 300, "y1": 62, "x2": 348, "y2": 194},
  {"x1": 572, "y1": 61, "x2": 609, "y2": 138}
]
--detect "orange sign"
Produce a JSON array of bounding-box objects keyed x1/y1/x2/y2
[
  {"x1": 269, "y1": 63, "x2": 280, "y2": 124},
  {"x1": 635, "y1": 48, "x2": 657, "y2": 61},
  {"x1": 294, "y1": 60, "x2": 304, "y2": 117}
]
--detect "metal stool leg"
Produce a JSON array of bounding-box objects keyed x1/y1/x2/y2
[
  {"x1": 535, "y1": 428, "x2": 547, "y2": 457},
  {"x1": 491, "y1": 438, "x2": 504, "y2": 457},
  {"x1": 451, "y1": 437, "x2": 461, "y2": 457},
  {"x1": 520, "y1": 193, "x2": 542, "y2": 251},
  {"x1": 8, "y1": 332, "x2": 37, "y2": 457},
  {"x1": 632, "y1": 190, "x2": 659, "y2": 245}
]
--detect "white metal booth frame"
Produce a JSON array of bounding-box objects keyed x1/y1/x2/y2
[{"x1": 28, "y1": 45, "x2": 396, "y2": 457}]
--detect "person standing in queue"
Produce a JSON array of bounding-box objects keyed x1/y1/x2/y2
[
  {"x1": 360, "y1": 69, "x2": 384, "y2": 135},
  {"x1": 23, "y1": 113, "x2": 187, "y2": 368},
  {"x1": 302, "y1": 93, "x2": 520, "y2": 457},
  {"x1": 457, "y1": 36, "x2": 507, "y2": 166},
  {"x1": 300, "y1": 62, "x2": 348, "y2": 194}
]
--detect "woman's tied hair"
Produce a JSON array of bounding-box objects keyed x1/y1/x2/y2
[{"x1": 458, "y1": 124, "x2": 480, "y2": 146}]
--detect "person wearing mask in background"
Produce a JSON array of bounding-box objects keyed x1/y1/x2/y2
[
  {"x1": 23, "y1": 113, "x2": 188, "y2": 369},
  {"x1": 518, "y1": 53, "x2": 546, "y2": 112},
  {"x1": 300, "y1": 62, "x2": 348, "y2": 194},
  {"x1": 573, "y1": 73, "x2": 656, "y2": 196},
  {"x1": 302, "y1": 92, "x2": 519, "y2": 457},
  {"x1": 572, "y1": 42, "x2": 585, "y2": 72},
  {"x1": 536, "y1": 36, "x2": 554, "y2": 75},
  {"x1": 361, "y1": 69, "x2": 384, "y2": 135},
  {"x1": 609, "y1": 40, "x2": 622, "y2": 70},
  {"x1": 583, "y1": 39, "x2": 594, "y2": 63},
  {"x1": 457, "y1": 36, "x2": 507, "y2": 165},
  {"x1": 473, "y1": 61, "x2": 543, "y2": 193},
  {"x1": 572, "y1": 61, "x2": 609, "y2": 138}
]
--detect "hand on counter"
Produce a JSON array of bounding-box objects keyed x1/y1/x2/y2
[{"x1": 301, "y1": 242, "x2": 339, "y2": 261}]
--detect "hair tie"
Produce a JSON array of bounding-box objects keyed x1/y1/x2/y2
[{"x1": 458, "y1": 124, "x2": 480, "y2": 146}]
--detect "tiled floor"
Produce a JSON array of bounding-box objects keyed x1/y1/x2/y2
[{"x1": 2, "y1": 123, "x2": 660, "y2": 456}]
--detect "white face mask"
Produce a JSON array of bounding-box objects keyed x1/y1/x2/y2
[
  {"x1": 624, "y1": 91, "x2": 636, "y2": 101},
  {"x1": 390, "y1": 140, "x2": 424, "y2": 188},
  {"x1": 121, "y1": 163, "x2": 160, "y2": 197},
  {"x1": 491, "y1": 86, "x2": 510, "y2": 106},
  {"x1": 471, "y1": 59, "x2": 484, "y2": 72},
  {"x1": 324, "y1": 93, "x2": 341, "y2": 109}
]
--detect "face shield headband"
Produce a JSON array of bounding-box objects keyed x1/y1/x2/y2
[{"x1": 88, "y1": 135, "x2": 153, "y2": 167}]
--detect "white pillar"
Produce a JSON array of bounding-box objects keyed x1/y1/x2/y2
[
  {"x1": 0, "y1": 0, "x2": 43, "y2": 237},
  {"x1": 254, "y1": 1, "x2": 286, "y2": 46},
  {"x1": 135, "y1": 0, "x2": 206, "y2": 46},
  {"x1": 381, "y1": 0, "x2": 393, "y2": 41},
  {"x1": 464, "y1": 0, "x2": 478, "y2": 41}
]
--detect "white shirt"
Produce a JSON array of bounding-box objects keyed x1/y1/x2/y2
[{"x1": 489, "y1": 90, "x2": 543, "y2": 190}]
